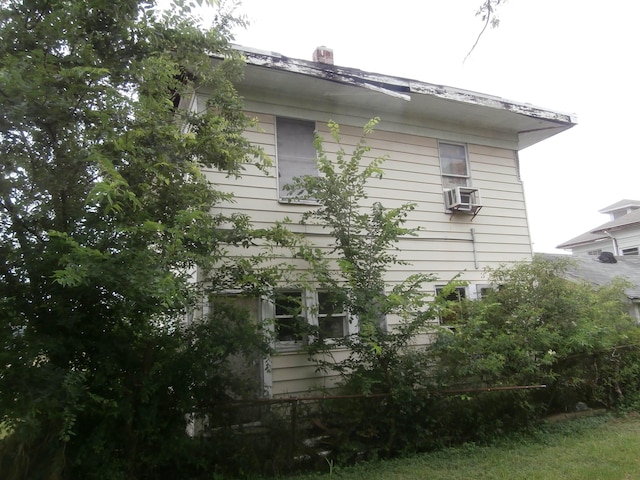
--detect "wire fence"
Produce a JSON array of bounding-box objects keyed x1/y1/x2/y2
[{"x1": 202, "y1": 384, "x2": 547, "y2": 475}]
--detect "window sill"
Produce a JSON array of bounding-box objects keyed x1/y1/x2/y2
[
  {"x1": 278, "y1": 198, "x2": 320, "y2": 206},
  {"x1": 275, "y1": 342, "x2": 307, "y2": 353}
]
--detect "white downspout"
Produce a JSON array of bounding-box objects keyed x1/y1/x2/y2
[{"x1": 604, "y1": 230, "x2": 619, "y2": 255}]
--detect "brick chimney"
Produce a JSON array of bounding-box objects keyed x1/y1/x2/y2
[{"x1": 312, "y1": 46, "x2": 334, "y2": 65}]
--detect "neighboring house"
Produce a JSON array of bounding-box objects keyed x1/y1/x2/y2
[
  {"x1": 542, "y1": 253, "x2": 640, "y2": 322},
  {"x1": 557, "y1": 200, "x2": 640, "y2": 256},
  {"x1": 191, "y1": 46, "x2": 576, "y2": 397}
]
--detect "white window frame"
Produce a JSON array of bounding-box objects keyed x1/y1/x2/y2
[
  {"x1": 315, "y1": 291, "x2": 351, "y2": 341},
  {"x1": 265, "y1": 290, "x2": 354, "y2": 351},
  {"x1": 622, "y1": 247, "x2": 639, "y2": 256},
  {"x1": 275, "y1": 117, "x2": 317, "y2": 202},
  {"x1": 473, "y1": 284, "x2": 495, "y2": 300},
  {"x1": 438, "y1": 142, "x2": 471, "y2": 189},
  {"x1": 268, "y1": 290, "x2": 310, "y2": 351},
  {"x1": 435, "y1": 285, "x2": 468, "y2": 326}
]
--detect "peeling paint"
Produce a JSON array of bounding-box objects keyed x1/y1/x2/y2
[
  {"x1": 242, "y1": 52, "x2": 411, "y2": 101},
  {"x1": 409, "y1": 82, "x2": 575, "y2": 124},
  {"x1": 216, "y1": 46, "x2": 577, "y2": 150},
  {"x1": 230, "y1": 47, "x2": 576, "y2": 126}
]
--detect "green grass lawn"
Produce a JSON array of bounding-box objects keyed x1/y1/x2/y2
[{"x1": 283, "y1": 414, "x2": 640, "y2": 480}]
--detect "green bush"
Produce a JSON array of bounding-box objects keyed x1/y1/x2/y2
[
  {"x1": 284, "y1": 119, "x2": 640, "y2": 462},
  {"x1": 433, "y1": 257, "x2": 640, "y2": 413},
  {"x1": 311, "y1": 257, "x2": 640, "y2": 463}
]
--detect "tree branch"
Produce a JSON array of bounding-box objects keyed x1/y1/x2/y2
[{"x1": 464, "y1": 0, "x2": 504, "y2": 63}]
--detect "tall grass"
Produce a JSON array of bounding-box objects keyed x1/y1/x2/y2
[{"x1": 283, "y1": 414, "x2": 640, "y2": 480}]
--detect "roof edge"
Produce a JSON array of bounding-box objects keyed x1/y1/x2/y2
[{"x1": 229, "y1": 45, "x2": 578, "y2": 127}]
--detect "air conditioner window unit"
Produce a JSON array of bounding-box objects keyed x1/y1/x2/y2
[{"x1": 444, "y1": 186, "x2": 481, "y2": 214}]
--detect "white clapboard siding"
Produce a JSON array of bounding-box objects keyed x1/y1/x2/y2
[
  {"x1": 617, "y1": 227, "x2": 640, "y2": 252},
  {"x1": 200, "y1": 108, "x2": 535, "y2": 397},
  {"x1": 270, "y1": 350, "x2": 349, "y2": 397}
]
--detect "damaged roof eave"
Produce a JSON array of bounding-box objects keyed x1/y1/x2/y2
[{"x1": 233, "y1": 46, "x2": 577, "y2": 150}]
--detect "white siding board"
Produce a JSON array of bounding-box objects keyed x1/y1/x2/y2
[
  {"x1": 361, "y1": 179, "x2": 439, "y2": 197},
  {"x1": 476, "y1": 185, "x2": 526, "y2": 200},
  {"x1": 473, "y1": 180, "x2": 524, "y2": 194},
  {"x1": 471, "y1": 156, "x2": 518, "y2": 172},
  {"x1": 392, "y1": 238, "x2": 531, "y2": 255},
  {"x1": 197, "y1": 105, "x2": 539, "y2": 397},
  {"x1": 477, "y1": 197, "x2": 528, "y2": 211},
  {"x1": 272, "y1": 352, "x2": 349, "y2": 380},
  {"x1": 271, "y1": 352, "x2": 348, "y2": 396},
  {"x1": 204, "y1": 174, "x2": 276, "y2": 191},
  {"x1": 206, "y1": 209, "x2": 532, "y2": 232},
  {"x1": 272, "y1": 378, "x2": 340, "y2": 397},
  {"x1": 271, "y1": 364, "x2": 323, "y2": 382},
  {"x1": 617, "y1": 227, "x2": 640, "y2": 252},
  {"x1": 319, "y1": 148, "x2": 439, "y2": 176},
  {"x1": 240, "y1": 130, "x2": 277, "y2": 149},
  {"x1": 468, "y1": 144, "x2": 517, "y2": 159},
  {"x1": 472, "y1": 170, "x2": 522, "y2": 187},
  {"x1": 365, "y1": 159, "x2": 442, "y2": 180},
  {"x1": 316, "y1": 123, "x2": 439, "y2": 149},
  {"x1": 244, "y1": 112, "x2": 275, "y2": 132},
  {"x1": 210, "y1": 185, "x2": 278, "y2": 202}
]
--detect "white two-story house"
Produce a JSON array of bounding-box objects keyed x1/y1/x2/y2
[
  {"x1": 557, "y1": 199, "x2": 640, "y2": 256},
  {"x1": 191, "y1": 46, "x2": 576, "y2": 397}
]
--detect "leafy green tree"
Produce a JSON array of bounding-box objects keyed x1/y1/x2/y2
[
  {"x1": 284, "y1": 120, "x2": 467, "y2": 456},
  {"x1": 433, "y1": 256, "x2": 640, "y2": 412},
  {"x1": 0, "y1": 0, "x2": 275, "y2": 478},
  {"x1": 286, "y1": 119, "x2": 437, "y2": 391}
]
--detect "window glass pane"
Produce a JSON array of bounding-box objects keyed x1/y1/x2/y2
[
  {"x1": 276, "y1": 118, "x2": 317, "y2": 198},
  {"x1": 318, "y1": 291, "x2": 342, "y2": 315},
  {"x1": 209, "y1": 295, "x2": 262, "y2": 393},
  {"x1": 277, "y1": 317, "x2": 304, "y2": 342},
  {"x1": 274, "y1": 292, "x2": 304, "y2": 342},
  {"x1": 440, "y1": 143, "x2": 468, "y2": 177},
  {"x1": 211, "y1": 295, "x2": 259, "y2": 321},
  {"x1": 275, "y1": 292, "x2": 301, "y2": 317},
  {"x1": 319, "y1": 317, "x2": 346, "y2": 339},
  {"x1": 442, "y1": 176, "x2": 468, "y2": 188},
  {"x1": 442, "y1": 287, "x2": 465, "y2": 302},
  {"x1": 436, "y1": 286, "x2": 467, "y2": 325},
  {"x1": 479, "y1": 288, "x2": 490, "y2": 299},
  {"x1": 317, "y1": 291, "x2": 347, "y2": 339}
]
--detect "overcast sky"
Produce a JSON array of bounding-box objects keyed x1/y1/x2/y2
[{"x1": 228, "y1": 0, "x2": 639, "y2": 253}]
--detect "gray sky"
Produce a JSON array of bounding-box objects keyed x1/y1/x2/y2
[{"x1": 229, "y1": 0, "x2": 640, "y2": 253}]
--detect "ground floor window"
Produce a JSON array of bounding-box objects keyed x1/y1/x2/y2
[
  {"x1": 270, "y1": 290, "x2": 352, "y2": 350},
  {"x1": 317, "y1": 291, "x2": 349, "y2": 339},
  {"x1": 436, "y1": 285, "x2": 468, "y2": 326},
  {"x1": 274, "y1": 291, "x2": 307, "y2": 344}
]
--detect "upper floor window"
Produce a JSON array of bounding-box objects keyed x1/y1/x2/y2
[
  {"x1": 439, "y1": 142, "x2": 470, "y2": 188},
  {"x1": 622, "y1": 247, "x2": 639, "y2": 256},
  {"x1": 276, "y1": 117, "x2": 317, "y2": 200}
]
